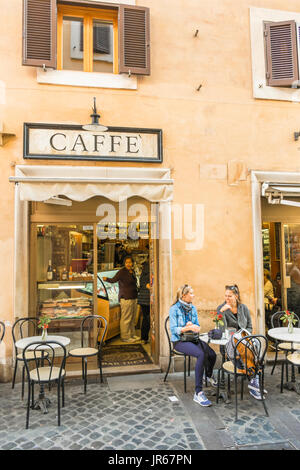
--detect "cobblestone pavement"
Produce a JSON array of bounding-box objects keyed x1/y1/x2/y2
[{"x1": 1, "y1": 364, "x2": 300, "y2": 450}]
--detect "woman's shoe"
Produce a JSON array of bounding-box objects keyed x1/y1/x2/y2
[{"x1": 193, "y1": 391, "x2": 212, "y2": 407}]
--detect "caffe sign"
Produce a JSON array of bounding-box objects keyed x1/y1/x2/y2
[{"x1": 24, "y1": 123, "x2": 163, "y2": 163}]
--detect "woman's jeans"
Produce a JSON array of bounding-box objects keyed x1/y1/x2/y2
[{"x1": 174, "y1": 340, "x2": 217, "y2": 394}]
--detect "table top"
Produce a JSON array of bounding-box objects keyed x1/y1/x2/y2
[
  {"x1": 15, "y1": 335, "x2": 70, "y2": 350},
  {"x1": 200, "y1": 333, "x2": 228, "y2": 346},
  {"x1": 268, "y1": 327, "x2": 300, "y2": 343}
]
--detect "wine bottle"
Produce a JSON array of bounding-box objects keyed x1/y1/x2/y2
[{"x1": 47, "y1": 260, "x2": 53, "y2": 281}]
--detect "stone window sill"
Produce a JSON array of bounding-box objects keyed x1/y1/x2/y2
[{"x1": 37, "y1": 69, "x2": 137, "y2": 90}]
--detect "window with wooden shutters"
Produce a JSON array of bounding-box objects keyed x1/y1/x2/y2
[
  {"x1": 23, "y1": 1, "x2": 151, "y2": 77},
  {"x1": 23, "y1": 0, "x2": 57, "y2": 68},
  {"x1": 264, "y1": 20, "x2": 299, "y2": 87},
  {"x1": 119, "y1": 5, "x2": 150, "y2": 75}
]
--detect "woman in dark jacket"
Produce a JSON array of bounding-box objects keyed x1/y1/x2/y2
[{"x1": 138, "y1": 262, "x2": 150, "y2": 344}]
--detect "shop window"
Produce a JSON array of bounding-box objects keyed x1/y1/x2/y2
[
  {"x1": 58, "y1": 6, "x2": 117, "y2": 73},
  {"x1": 22, "y1": 0, "x2": 150, "y2": 76}
]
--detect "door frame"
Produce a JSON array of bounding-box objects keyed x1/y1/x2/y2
[{"x1": 251, "y1": 170, "x2": 300, "y2": 333}]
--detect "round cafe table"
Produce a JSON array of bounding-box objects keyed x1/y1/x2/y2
[
  {"x1": 15, "y1": 335, "x2": 70, "y2": 414},
  {"x1": 200, "y1": 333, "x2": 231, "y2": 403},
  {"x1": 268, "y1": 327, "x2": 300, "y2": 394}
]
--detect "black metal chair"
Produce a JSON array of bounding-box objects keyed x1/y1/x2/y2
[
  {"x1": 23, "y1": 340, "x2": 67, "y2": 429},
  {"x1": 163, "y1": 316, "x2": 191, "y2": 392},
  {"x1": 0, "y1": 321, "x2": 5, "y2": 343},
  {"x1": 68, "y1": 315, "x2": 107, "y2": 393},
  {"x1": 216, "y1": 334, "x2": 268, "y2": 422},
  {"x1": 269, "y1": 311, "x2": 300, "y2": 376},
  {"x1": 12, "y1": 317, "x2": 49, "y2": 398},
  {"x1": 280, "y1": 351, "x2": 300, "y2": 394}
]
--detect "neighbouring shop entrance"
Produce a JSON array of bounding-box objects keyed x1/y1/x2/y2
[
  {"x1": 262, "y1": 196, "x2": 300, "y2": 332},
  {"x1": 29, "y1": 196, "x2": 160, "y2": 375}
]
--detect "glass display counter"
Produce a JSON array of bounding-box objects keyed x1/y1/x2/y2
[{"x1": 78, "y1": 269, "x2": 121, "y2": 340}]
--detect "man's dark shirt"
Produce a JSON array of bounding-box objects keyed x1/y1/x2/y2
[{"x1": 105, "y1": 267, "x2": 137, "y2": 301}]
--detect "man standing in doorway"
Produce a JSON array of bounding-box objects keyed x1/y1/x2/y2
[{"x1": 103, "y1": 256, "x2": 139, "y2": 343}]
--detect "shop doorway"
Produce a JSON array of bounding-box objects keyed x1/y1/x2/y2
[
  {"x1": 261, "y1": 194, "x2": 300, "y2": 333},
  {"x1": 29, "y1": 197, "x2": 160, "y2": 375},
  {"x1": 262, "y1": 220, "x2": 300, "y2": 330}
]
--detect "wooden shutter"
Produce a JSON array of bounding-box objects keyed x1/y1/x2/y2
[
  {"x1": 23, "y1": 0, "x2": 57, "y2": 68},
  {"x1": 264, "y1": 20, "x2": 299, "y2": 87},
  {"x1": 119, "y1": 5, "x2": 150, "y2": 75}
]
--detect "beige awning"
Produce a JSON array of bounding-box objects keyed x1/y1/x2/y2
[{"x1": 9, "y1": 165, "x2": 174, "y2": 202}]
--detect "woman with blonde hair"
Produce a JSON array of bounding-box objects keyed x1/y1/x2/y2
[{"x1": 169, "y1": 284, "x2": 217, "y2": 407}]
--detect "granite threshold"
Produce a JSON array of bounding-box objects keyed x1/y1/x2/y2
[{"x1": 65, "y1": 363, "x2": 161, "y2": 379}]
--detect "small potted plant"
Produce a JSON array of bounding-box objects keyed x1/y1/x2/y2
[
  {"x1": 280, "y1": 310, "x2": 297, "y2": 334},
  {"x1": 38, "y1": 315, "x2": 51, "y2": 340}
]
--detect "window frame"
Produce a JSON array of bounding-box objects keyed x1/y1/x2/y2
[
  {"x1": 57, "y1": 4, "x2": 119, "y2": 74},
  {"x1": 250, "y1": 6, "x2": 300, "y2": 102}
]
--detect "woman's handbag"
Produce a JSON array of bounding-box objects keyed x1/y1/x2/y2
[
  {"x1": 180, "y1": 330, "x2": 200, "y2": 344},
  {"x1": 208, "y1": 328, "x2": 223, "y2": 340}
]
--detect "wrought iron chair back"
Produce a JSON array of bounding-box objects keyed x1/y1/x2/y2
[
  {"x1": 217, "y1": 334, "x2": 268, "y2": 422},
  {"x1": 79, "y1": 314, "x2": 107, "y2": 349},
  {"x1": 271, "y1": 311, "x2": 300, "y2": 328},
  {"x1": 232, "y1": 334, "x2": 268, "y2": 377},
  {"x1": 12, "y1": 317, "x2": 38, "y2": 350},
  {"x1": 0, "y1": 321, "x2": 5, "y2": 343},
  {"x1": 163, "y1": 316, "x2": 191, "y2": 392},
  {"x1": 22, "y1": 340, "x2": 67, "y2": 386},
  {"x1": 11, "y1": 317, "x2": 45, "y2": 397}
]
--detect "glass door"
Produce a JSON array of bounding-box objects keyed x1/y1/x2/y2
[{"x1": 283, "y1": 223, "x2": 300, "y2": 317}]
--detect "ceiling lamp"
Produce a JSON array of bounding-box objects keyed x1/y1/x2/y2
[{"x1": 82, "y1": 97, "x2": 108, "y2": 132}]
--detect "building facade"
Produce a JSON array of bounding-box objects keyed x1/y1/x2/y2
[{"x1": 1, "y1": 0, "x2": 300, "y2": 381}]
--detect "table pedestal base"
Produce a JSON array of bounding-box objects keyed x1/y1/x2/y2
[
  {"x1": 32, "y1": 384, "x2": 51, "y2": 414},
  {"x1": 33, "y1": 397, "x2": 51, "y2": 414},
  {"x1": 283, "y1": 381, "x2": 300, "y2": 395}
]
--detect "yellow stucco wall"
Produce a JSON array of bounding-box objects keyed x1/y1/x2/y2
[{"x1": 2, "y1": 0, "x2": 300, "y2": 377}]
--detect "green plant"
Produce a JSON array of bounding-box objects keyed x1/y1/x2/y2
[
  {"x1": 280, "y1": 310, "x2": 297, "y2": 325},
  {"x1": 38, "y1": 315, "x2": 51, "y2": 330},
  {"x1": 212, "y1": 312, "x2": 224, "y2": 327}
]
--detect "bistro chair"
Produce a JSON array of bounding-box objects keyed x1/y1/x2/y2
[
  {"x1": 68, "y1": 315, "x2": 107, "y2": 394},
  {"x1": 216, "y1": 334, "x2": 269, "y2": 422},
  {"x1": 163, "y1": 316, "x2": 191, "y2": 393},
  {"x1": 280, "y1": 351, "x2": 300, "y2": 394},
  {"x1": 269, "y1": 311, "x2": 300, "y2": 376},
  {"x1": 23, "y1": 340, "x2": 67, "y2": 429},
  {"x1": 12, "y1": 317, "x2": 49, "y2": 399},
  {"x1": 0, "y1": 321, "x2": 5, "y2": 343}
]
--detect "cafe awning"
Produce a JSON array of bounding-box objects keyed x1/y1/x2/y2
[{"x1": 9, "y1": 165, "x2": 174, "y2": 202}]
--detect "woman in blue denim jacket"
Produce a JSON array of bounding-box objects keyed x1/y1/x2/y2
[{"x1": 169, "y1": 284, "x2": 217, "y2": 407}]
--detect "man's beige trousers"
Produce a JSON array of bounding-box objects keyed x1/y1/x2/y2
[{"x1": 120, "y1": 299, "x2": 138, "y2": 340}]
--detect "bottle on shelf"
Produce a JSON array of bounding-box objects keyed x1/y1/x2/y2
[
  {"x1": 47, "y1": 260, "x2": 53, "y2": 281},
  {"x1": 61, "y1": 267, "x2": 68, "y2": 281},
  {"x1": 68, "y1": 265, "x2": 73, "y2": 280}
]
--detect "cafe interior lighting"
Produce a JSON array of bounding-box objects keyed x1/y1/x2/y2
[{"x1": 82, "y1": 97, "x2": 108, "y2": 132}]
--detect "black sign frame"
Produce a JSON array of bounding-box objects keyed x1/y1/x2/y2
[{"x1": 23, "y1": 123, "x2": 163, "y2": 163}]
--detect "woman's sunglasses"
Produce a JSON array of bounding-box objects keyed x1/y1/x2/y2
[
  {"x1": 225, "y1": 285, "x2": 238, "y2": 294},
  {"x1": 182, "y1": 284, "x2": 192, "y2": 295}
]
